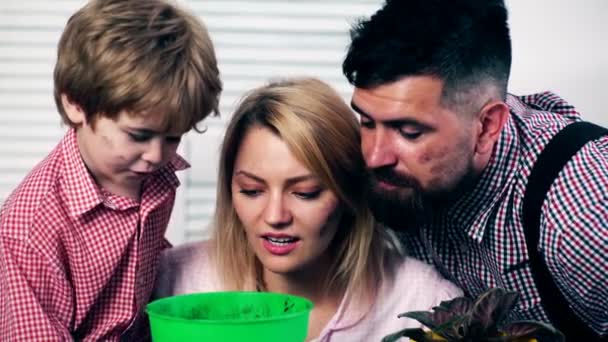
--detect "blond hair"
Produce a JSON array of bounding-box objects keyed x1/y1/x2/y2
[
  {"x1": 212, "y1": 77, "x2": 396, "y2": 306},
  {"x1": 54, "y1": 0, "x2": 222, "y2": 132}
]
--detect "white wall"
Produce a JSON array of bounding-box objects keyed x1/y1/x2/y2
[
  {"x1": 506, "y1": 0, "x2": 608, "y2": 125},
  {"x1": 1, "y1": 1, "x2": 606, "y2": 244}
]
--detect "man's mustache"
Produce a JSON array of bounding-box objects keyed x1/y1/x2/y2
[{"x1": 369, "y1": 167, "x2": 419, "y2": 188}]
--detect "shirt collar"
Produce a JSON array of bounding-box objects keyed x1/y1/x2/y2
[
  {"x1": 60, "y1": 128, "x2": 106, "y2": 218},
  {"x1": 443, "y1": 94, "x2": 522, "y2": 243},
  {"x1": 157, "y1": 153, "x2": 189, "y2": 189},
  {"x1": 449, "y1": 91, "x2": 582, "y2": 242}
]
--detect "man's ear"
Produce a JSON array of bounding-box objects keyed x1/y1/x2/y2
[
  {"x1": 475, "y1": 101, "x2": 509, "y2": 154},
  {"x1": 61, "y1": 94, "x2": 86, "y2": 125}
]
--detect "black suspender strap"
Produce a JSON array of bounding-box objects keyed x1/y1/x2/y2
[{"x1": 522, "y1": 121, "x2": 608, "y2": 340}]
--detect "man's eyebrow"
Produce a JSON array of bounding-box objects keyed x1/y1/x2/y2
[
  {"x1": 350, "y1": 101, "x2": 370, "y2": 119},
  {"x1": 350, "y1": 101, "x2": 430, "y2": 128}
]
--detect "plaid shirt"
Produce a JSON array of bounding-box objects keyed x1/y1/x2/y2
[
  {"x1": 400, "y1": 92, "x2": 608, "y2": 336},
  {"x1": 0, "y1": 129, "x2": 187, "y2": 341}
]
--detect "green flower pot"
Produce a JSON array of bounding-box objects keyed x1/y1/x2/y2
[{"x1": 146, "y1": 291, "x2": 313, "y2": 342}]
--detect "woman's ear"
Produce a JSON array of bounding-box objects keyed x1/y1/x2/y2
[
  {"x1": 474, "y1": 101, "x2": 510, "y2": 154},
  {"x1": 61, "y1": 94, "x2": 86, "y2": 125}
]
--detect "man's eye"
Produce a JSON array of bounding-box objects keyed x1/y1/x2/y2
[
  {"x1": 360, "y1": 118, "x2": 374, "y2": 129},
  {"x1": 399, "y1": 128, "x2": 422, "y2": 140},
  {"x1": 239, "y1": 189, "x2": 262, "y2": 197},
  {"x1": 293, "y1": 189, "x2": 322, "y2": 200}
]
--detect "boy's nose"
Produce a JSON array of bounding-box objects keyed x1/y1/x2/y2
[
  {"x1": 263, "y1": 193, "x2": 293, "y2": 228},
  {"x1": 142, "y1": 138, "x2": 165, "y2": 166},
  {"x1": 363, "y1": 127, "x2": 398, "y2": 169}
]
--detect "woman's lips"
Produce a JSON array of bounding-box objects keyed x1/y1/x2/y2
[{"x1": 261, "y1": 234, "x2": 300, "y2": 255}]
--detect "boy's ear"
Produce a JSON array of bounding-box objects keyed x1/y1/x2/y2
[
  {"x1": 474, "y1": 100, "x2": 509, "y2": 155},
  {"x1": 61, "y1": 94, "x2": 86, "y2": 125}
]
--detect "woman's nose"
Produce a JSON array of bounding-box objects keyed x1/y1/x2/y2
[{"x1": 263, "y1": 193, "x2": 293, "y2": 228}]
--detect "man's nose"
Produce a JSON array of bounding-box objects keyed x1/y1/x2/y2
[
  {"x1": 263, "y1": 192, "x2": 293, "y2": 228},
  {"x1": 363, "y1": 127, "x2": 398, "y2": 169}
]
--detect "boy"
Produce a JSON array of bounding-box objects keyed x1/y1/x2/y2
[{"x1": 0, "y1": 0, "x2": 222, "y2": 340}]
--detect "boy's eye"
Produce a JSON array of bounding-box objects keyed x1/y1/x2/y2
[
  {"x1": 128, "y1": 132, "x2": 152, "y2": 142},
  {"x1": 165, "y1": 136, "x2": 182, "y2": 144},
  {"x1": 293, "y1": 189, "x2": 322, "y2": 200},
  {"x1": 239, "y1": 189, "x2": 262, "y2": 197}
]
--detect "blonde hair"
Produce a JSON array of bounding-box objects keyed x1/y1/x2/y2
[
  {"x1": 212, "y1": 77, "x2": 396, "y2": 306},
  {"x1": 54, "y1": 0, "x2": 222, "y2": 132}
]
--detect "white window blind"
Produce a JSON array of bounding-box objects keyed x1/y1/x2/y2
[{"x1": 0, "y1": 0, "x2": 382, "y2": 244}]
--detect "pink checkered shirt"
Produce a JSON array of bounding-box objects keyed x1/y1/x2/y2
[
  {"x1": 399, "y1": 92, "x2": 608, "y2": 336},
  {"x1": 0, "y1": 128, "x2": 188, "y2": 341}
]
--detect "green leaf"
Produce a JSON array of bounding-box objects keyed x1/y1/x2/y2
[
  {"x1": 502, "y1": 321, "x2": 565, "y2": 342},
  {"x1": 481, "y1": 336, "x2": 512, "y2": 342},
  {"x1": 464, "y1": 288, "x2": 519, "y2": 337},
  {"x1": 381, "y1": 328, "x2": 429, "y2": 342},
  {"x1": 383, "y1": 288, "x2": 566, "y2": 342},
  {"x1": 400, "y1": 310, "x2": 459, "y2": 330},
  {"x1": 431, "y1": 315, "x2": 467, "y2": 340},
  {"x1": 434, "y1": 297, "x2": 474, "y2": 316}
]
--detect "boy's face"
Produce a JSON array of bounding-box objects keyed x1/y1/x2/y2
[{"x1": 62, "y1": 95, "x2": 183, "y2": 199}]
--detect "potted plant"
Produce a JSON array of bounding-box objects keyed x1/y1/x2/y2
[{"x1": 382, "y1": 288, "x2": 564, "y2": 342}]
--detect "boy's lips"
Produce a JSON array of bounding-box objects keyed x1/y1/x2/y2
[{"x1": 130, "y1": 170, "x2": 153, "y2": 177}]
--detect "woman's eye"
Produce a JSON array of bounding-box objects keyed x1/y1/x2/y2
[
  {"x1": 239, "y1": 189, "x2": 262, "y2": 197},
  {"x1": 293, "y1": 189, "x2": 322, "y2": 200}
]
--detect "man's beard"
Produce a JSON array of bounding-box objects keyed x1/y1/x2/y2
[
  {"x1": 366, "y1": 163, "x2": 477, "y2": 232},
  {"x1": 366, "y1": 167, "x2": 425, "y2": 231}
]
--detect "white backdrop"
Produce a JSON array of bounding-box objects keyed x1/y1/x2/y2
[
  {"x1": 0, "y1": 0, "x2": 606, "y2": 244},
  {"x1": 506, "y1": 0, "x2": 608, "y2": 123}
]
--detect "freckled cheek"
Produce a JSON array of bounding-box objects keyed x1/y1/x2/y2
[
  {"x1": 115, "y1": 148, "x2": 142, "y2": 164},
  {"x1": 100, "y1": 135, "x2": 138, "y2": 162},
  {"x1": 100, "y1": 134, "x2": 118, "y2": 149},
  {"x1": 416, "y1": 150, "x2": 433, "y2": 165},
  {"x1": 424, "y1": 145, "x2": 453, "y2": 174}
]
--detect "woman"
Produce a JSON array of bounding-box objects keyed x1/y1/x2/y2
[{"x1": 154, "y1": 78, "x2": 462, "y2": 341}]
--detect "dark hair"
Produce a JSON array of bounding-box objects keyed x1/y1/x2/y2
[{"x1": 343, "y1": 0, "x2": 511, "y2": 109}]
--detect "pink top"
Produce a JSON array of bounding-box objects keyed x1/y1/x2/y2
[
  {"x1": 153, "y1": 240, "x2": 463, "y2": 341},
  {"x1": 0, "y1": 129, "x2": 187, "y2": 341}
]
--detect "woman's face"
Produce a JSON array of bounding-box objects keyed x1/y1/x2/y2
[{"x1": 231, "y1": 126, "x2": 342, "y2": 277}]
